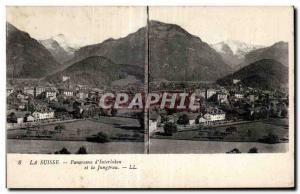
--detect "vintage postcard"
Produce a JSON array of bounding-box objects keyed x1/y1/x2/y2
[{"x1": 6, "y1": 6, "x2": 294, "y2": 188}]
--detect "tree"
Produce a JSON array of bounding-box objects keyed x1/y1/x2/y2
[
  {"x1": 247, "y1": 129, "x2": 252, "y2": 137},
  {"x1": 226, "y1": 126, "x2": 237, "y2": 133},
  {"x1": 25, "y1": 102, "x2": 36, "y2": 113},
  {"x1": 76, "y1": 146, "x2": 88, "y2": 154},
  {"x1": 281, "y1": 108, "x2": 288, "y2": 118},
  {"x1": 163, "y1": 122, "x2": 178, "y2": 136},
  {"x1": 213, "y1": 130, "x2": 221, "y2": 136},
  {"x1": 160, "y1": 115, "x2": 169, "y2": 123},
  {"x1": 248, "y1": 147, "x2": 258, "y2": 153},
  {"x1": 259, "y1": 133, "x2": 279, "y2": 144},
  {"x1": 7, "y1": 112, "x2": 17, "y2": 123},
  {"x1": 226, "y1": 148, "x2": 241, "y2": 154},
  {"x1": 111, "y1": 108, "x2": 118, "y2": 117},
  {"x1": 134, "y1": 112, "x2": 144, "y2": 129},
  {"x1": 177, "y1": 114, "x2": 189, "y2": 125},
  {"x1": 87, "y1": 132, "x2": 110, "y2": 143},
  {"x1": 54, "y1": 124, "x2": 65, "y2": 133},
  {"x1": 167, "y1": 108, "x2": 175, "y2": 115},
  {"x1": 54, "y1": 147, "x2": 71, "y2": 154}
]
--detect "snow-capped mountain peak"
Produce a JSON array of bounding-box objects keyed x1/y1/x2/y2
[
  {"x1": 223, "y1": 39, "x2": 263, "y2": 56},
  {"x1": 210, "y1": 40, "x2": 265, "y2": 69},
  {"x1": 39, "y1": 34, "x2": 78, "y2": 63},
  {"x1": 211, "y1": 40, "x2": 264, "y2": 58},
  {"x1": 51, "y1": 34, "x2": 79, "y2": 54}
]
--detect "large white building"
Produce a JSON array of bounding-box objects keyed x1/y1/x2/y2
[
  {"x1": 32, "y1": 109, "x2": 55, "y2": 120},
  {"x1": 63, "y1": 90, "x2": 74, "y2": 97},
  {"x1": 204, "y1": 108, "x2": 226, "y2": 122},
  {"x1": 44, "y1": 90, "x2": 57, "y2": 99},
  {"x1": 234, "y1": 93, "x2": 244, "y2": 99}
]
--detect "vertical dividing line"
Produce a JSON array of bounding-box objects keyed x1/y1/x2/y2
[{"x1": 144, "y1": 6, "x2": 150, "y2": 154}]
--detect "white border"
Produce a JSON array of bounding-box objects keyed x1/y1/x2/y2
[{"x1": 1, "y1": 0, "x2": 298, "y2": 193}]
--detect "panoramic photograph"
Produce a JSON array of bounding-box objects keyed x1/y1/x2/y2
[
  {"x1": 6, "y1": 7, "x2": 148, "y2": 154},
  {"x1": 148, "y1": 7, "x2": 290, "y2": 154},
  {"x1": 4, "y1": 5, "x2": 295, "y2": 189},
  {"x1": 6, "y1": 6, "x2": 291, "y2": 154}
]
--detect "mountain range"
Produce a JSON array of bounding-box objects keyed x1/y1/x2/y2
[
  {"x1": 69, "y1": 28, "x2": 147, "y2": 68},
  {"x1": 241, "y1": 41, "x2": 289, "y2": 68},
  {"x1": 6, "y1": 21, "x2": 289, "y2": 90},
  {"x1": 211, "y1": 40, "x2": 263, "y2": 70},
  {"x1": 149, "y1": 20, "x2": 232, "y2": 82},
  {"x1": 39, "y1": 34, "x2": 77, "y2": 63},
  {"x1": 217, "y1": 59, "x2": 288, "y2": 90},
  {"x1": 6, "y1": 22, "x2": 61, "y2": 78},
  {"x1": 46, "y1": 56, "x2": 144, "y2": 88}
]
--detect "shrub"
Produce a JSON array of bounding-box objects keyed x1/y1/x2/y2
[
  {"x1": 226, "y1": 148, "x2": 241, "y2": 154},
  {"x1": 258, "y1": 133, "x2": 279, "y2": 144},
  {"x1": 163, "y1": 122, "x2": 178, "y2": 136},
  {"x1": 54, "y1": 124, "x2": 65, "y2": 133},
  {"x1": 54, "y1": 147, "x2": 71, "y2": 154},
  {"x1": 87, "y1": 132, "x2": 110, "y2": 143},
  {"x1": 226, "y1": 126, "x2": 237, "y2": 133},
  {"x1": 177, "y1": 114, "x2": 189, "y2": 125},
  {"x1": 248, "y1": 147, "x2": 258, "y2": 153},
  {"x1": 76, "y1": 146, "x2": 88, "y2": 154}
]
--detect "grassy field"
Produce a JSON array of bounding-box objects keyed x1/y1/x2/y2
[
  {"x1": 7, "y1": 116, "x2": 144, "y2": 142},
  {"x1": 151, "y1": 118, "x2": 289, "y2": 143}
]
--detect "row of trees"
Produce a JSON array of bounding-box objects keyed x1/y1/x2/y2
[
  {"x1": 54, "y1": 146, "x2": 88, "y2": 154},
  {"x1": 226, "y1": 147, "x2": 258, "y2": 153}
]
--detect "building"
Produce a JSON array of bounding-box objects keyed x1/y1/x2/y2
[
  {"x1": 26, "y1": 115, "x2": 35, "y2": 122},
  {"x1": 7, "y1": 111, "x2": 29, "y2": 124},
  {"x1": 149, "y1": 111, "x2": 161, "y2": 134},
  {"x1": 76, "y1": 90, "x2": 89, "y2": 99},
  {"x1": 204, "y1": 108, "x2": 226, "y2": 122},
  {"x1": 17, "y1": 103, "x2": 26, "y2": 111},
  {"x1": 195, "y1": 89, "x2": 206, "y2": 99},
  {"x1": 62, "y1": 76, "x2": 70, "y2": 82},
  {"x1": 248, "y1": 94, "x2": 258, "y2": 102},
  {"x1": 234, "y1": 93, "x2": 244, "y2": 99},
  {"x1": 24, "y1": 86, "x2": 35, "y2": 96},
  {"x1": 32, "y1": 108, "x2": 55, "y2": 120},
  {"x1": 7, "y1": 88, "x2": 14, "y2": 97},
  {"x1": 217, "y1": 93, "x2": 228, "y2": 104},
  {"x1": 44, "y1": 90, "x2": 57, "y2": 99},
  {"x1": 188, "y1": 114, "x2": 198, "y2": 125},
  {"x1": 197, "y1": 117, "x2": 207, "y2": 124},
  {"x1": 63, "y1": 90, "x2": 74, "y2": 97},
  {"x1": 233, "y1": 79, "x2": 241, "y2": 84},
  {"x1": 75, "y1": 84, "x2": 89, "y2": 91},
  {"x1": 92, "y1": 88, "x2": 104, "y2": 95},
  {"x1": 206, "y1": 89, "x2": 216, "y2": 99},
  {"x1": 17, "y1": 93, "x2": 27, "y2": 100},
  {"x1": 34, "y1": 86, "x2": 46, "y2": 97}
]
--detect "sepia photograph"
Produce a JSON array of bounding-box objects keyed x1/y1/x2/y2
[
  {"x1": 5, "y1": 5, "x2": 295, "y2": 189},
  {"x1": 6, "y1": 7, "x2": 148, "y2": 154},
  {"x1": 148, "y1": 7, "x2": 291, "y2": 154}
]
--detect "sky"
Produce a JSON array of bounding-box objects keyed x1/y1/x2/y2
[
  {"x1": 6, "y1": 6, "x2": 147, "y2": 47},
  {"x1": 149, "y1": 6, "x2": 293, "y2": 46},
  {"x1": 7, "y1": 6, "x2": 293, "y2": 47}
]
